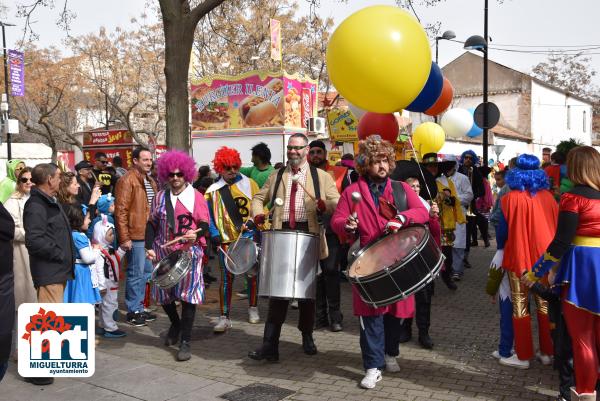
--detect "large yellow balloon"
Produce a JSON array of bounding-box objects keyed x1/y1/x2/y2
[
  {"x1": 326, "y1": 6, "x2": 431, "y2": 113},
  {"x1": 412, "y1": 122, "x2": 446, "y2": 156}
]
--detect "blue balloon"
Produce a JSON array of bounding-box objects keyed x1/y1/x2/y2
[
  {"x1": 466, "y1": 107, "x2": 483, "y2": 137},
  {"x1": 406, "y1": 62, "x2": 444, "y2": 112}
]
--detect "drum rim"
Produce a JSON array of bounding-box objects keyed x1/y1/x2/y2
[
  {"x1": 355, "y1": 256, "x2": 445, "y2": 307},
  {"x1": 348, "y1": 224, "x2": 430, "y2": 279},
  {"x1": 262, "y1": 229, "x2": 319, "y2": 239},
  {"x1": 224, "y1": 238, "x2": 259, "y2": 275}
]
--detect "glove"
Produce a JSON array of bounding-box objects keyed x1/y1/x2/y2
[
  {"x1": 254, "y1": 214, "x2": 266, "y2": 225},
  {"x1": 316, "y1": 199, "x2": 326, "y2": 213},
  {"x1": 489, "y1": 249, "x2": 504, "y2": 270},
  {"x1": 244, "y1": 219, "x2": 257, "y2": 231},
  {"x1": 385, "y1": 218, "x2": 403, "y2": 233},
  {"x1": 530, "y1": 252, "x2": 560, "y2": 279},
  {"x1": 211, "y1": 235, "x2": 222, "y2": 246}
]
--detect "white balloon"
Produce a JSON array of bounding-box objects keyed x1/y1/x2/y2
[
  {"x1": 347, "y1": 102, "x2": 366, "y2": 120},
  {"x1": 440, "y1": 108, "x2": 474, "y2": 139}
]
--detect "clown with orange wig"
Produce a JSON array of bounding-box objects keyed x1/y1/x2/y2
[
  {"x1": 144, "y1": 150, "x2": 210, "y2": 362},
  {"x1": 205, "y1": 146, "x2": 261, "y2": 332}
]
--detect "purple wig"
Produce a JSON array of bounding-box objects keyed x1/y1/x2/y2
[
  {"x1": 156, "y1": 150, "x2": 197, "y2": 186},
  {"x1": 460, "y1": 149, "x2": 479, "y2": 166}
]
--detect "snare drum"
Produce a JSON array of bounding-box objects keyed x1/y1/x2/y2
[
  {"x1": 348, "y1": 225, "x2": 444, "y2": 308},
  {"x1": 258, "y1": 230, "x2": 319, "y2": 299},
  {"x1": 224, "y1": 237, "x2": 259, "y2": 275},
  {"x1": 151, "y1": 250, "x2": 192, "y2": 289}
]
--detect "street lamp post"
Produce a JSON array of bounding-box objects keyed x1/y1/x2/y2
[
  {"x1": 434, "y1": 30, "x2": 455, "y2": 123},
  {"x1": 464, "y1": 0, "x2": 490, "y2": 167},
  {"x1": 1, "y1": 21, "x2": 15, "y2": 161}
]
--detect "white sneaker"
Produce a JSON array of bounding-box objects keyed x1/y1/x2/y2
[
  {"x1": 213, "y1": 316, "x2": 232, "y2": 333},
  {"x1": 236, "y1": 291, "x2": 248, "y2": 300},
  {"x1": 248, "y1": 307, "x2": 260, "y2": 324},
  {"x1": 498, "y1": 354, "x2": 530, "y2": 369},
  {"x1": 384, "y1": 354, "x2": 400, "y2": 372},
  {"x1": 491, "y1": 350, "x2": 501, "y2": 360},
  {"x1": 536, "y1": 350, "x2": 552, "y2": 366},
  {"x1": 360, "y1": 368, "x2": 382, "y2": 389}
]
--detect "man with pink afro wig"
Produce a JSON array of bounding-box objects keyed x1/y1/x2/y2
[
  {"x1": 156, "y1": 150, "x2": 197, "y2": 187},
  {"x1": 205, "y1": 146, "x2": 261, "y2": 332}
]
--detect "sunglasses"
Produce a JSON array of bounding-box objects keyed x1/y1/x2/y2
[
  {"x1": 98, "y1": 160, "x2": 108, "y2": 164},
  {"x1": 309, "y1": 149, "x2": 324, "y2": 155},
  {"x1": 287, "y1": 145, "x2": 306, "y2": 151},
  {"x1": 168, "y1": 172, "x2": 185, "y2": 178},
  {"x1": 463, "y1": 156, "x2": 473, "y2": 160},
  {"x1": 19, "y1": 177, "x2": 32, "y2": 183}
]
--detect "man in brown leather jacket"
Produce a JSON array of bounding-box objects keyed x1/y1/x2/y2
[{"x1": 115, "y1": 147, "x2": 157, "y2": 326}]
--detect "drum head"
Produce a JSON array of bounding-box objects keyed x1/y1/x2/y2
[
  {"x1": 155, "y1": 250, "x2": 183, "y2": 277},
  {"x1": 225, "y1": 237, "x2": 258, "y2": 275},
  {"x1": 349, "y1": 226, "x2": 427, "y2": 278}
]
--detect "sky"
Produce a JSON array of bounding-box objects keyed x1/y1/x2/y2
[{"x1": 3, "y1": 0, "x2": 600, "y2": 85}]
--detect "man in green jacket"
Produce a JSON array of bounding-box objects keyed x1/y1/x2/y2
[{"x1": 239, "y1": 142, "x2": 274, "y2": 188}]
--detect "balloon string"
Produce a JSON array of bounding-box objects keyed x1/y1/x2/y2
[{"x1": 407, "y1": 136, "x2": 434, "y2": 202}]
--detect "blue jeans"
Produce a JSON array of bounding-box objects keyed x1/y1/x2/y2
[
  {"x1": 452, "y1": 248, "x2": 465, "y2": 275},
  {"x1": 125, "y1": 240, "x2": 153, "y2": 313},
  {"x1": 499, "y1": 298, "x2": 514, "y2": 357},
  {"x1": 359, "y1": 314, "x2": 401, "y2": 370}
]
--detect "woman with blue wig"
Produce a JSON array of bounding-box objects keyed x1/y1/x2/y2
[{"x1": 493, "y1": 154, "x2": 558, "y2": 369}]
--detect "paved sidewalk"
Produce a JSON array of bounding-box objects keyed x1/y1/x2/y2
[{"x1": 3, "y1": 244, "x2": 559, "y2": 400}]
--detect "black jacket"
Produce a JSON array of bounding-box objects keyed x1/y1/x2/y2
[
  {"x1": 77, "y1": 176, "x2": 93, "y2": 206},
  {"x1": 24, "y1": 187, "x2": 75, "y2": 287},
  {"x1": 0, "y1": 202, "x2": 15, "y2": 363}
]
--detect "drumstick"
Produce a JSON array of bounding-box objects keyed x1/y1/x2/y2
[
  {"x1": 231, "y1": 220, "x2": 249, "y2": 251},
  {"x1": 407, "y1": 137, "x2": 434, "y2": 202},
  {"x1": 291, "y1": 174, "x2": 316, "y2": 202},
  {"x1": 161, "y1": 227, "x2": 203, "y2": 248},
  {"x1": 351, "y1": 191, "x2": 362, "y2": 219},
  {"x1": 218, "y1": 245, "x2": 239, "y2": 270}
]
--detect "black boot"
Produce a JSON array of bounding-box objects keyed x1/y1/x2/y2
[
  {"x1": 165, "y1": 324, "x2": 181, "y2": 346},
  {"x1": 177, "y1": 341, "x2": 191, "y2": 361},
  {"x1": 441, "y1": 269, "x2": 457, "y2": 290},
  {"x1": 248, "y1": 323, "x2": 281, "y2": 362},
  {"x1": 418, "y1": 330, "x2": 434, "y2": 349},
  {"x1": 398, "y1": 318, "x2": 412, "y2": 343},
  {"x1": 302, "y1": 332, "x2": 318, "y2": 355}
]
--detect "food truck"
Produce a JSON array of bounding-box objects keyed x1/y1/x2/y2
[{"x1": 190, "y1": 70, "x2": 319, "y2": 166}]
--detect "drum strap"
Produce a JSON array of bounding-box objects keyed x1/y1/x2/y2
[
  {"x1": 270, "y1": 168, "x2": 286, "y2": 207},
  {"x1": 165, "y1": 189, "x2": 176, "y2": 235},
  {"x1": 390, "y1": 180, "x2": 408, "y2": 213},
  {"x1": 219, "y1": 185, "x2": 244, "y2": 231}
]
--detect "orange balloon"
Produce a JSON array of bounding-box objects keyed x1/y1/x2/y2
[{"x1": 424, "y1": 78, "x2": 454, "y2": 116}]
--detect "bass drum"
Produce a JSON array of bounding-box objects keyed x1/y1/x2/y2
[
  {"x1": 348, "y1": 225, "x2": 444, "y2": 308},
  {"x1": 258, "y1": 230, "x2": 319, "y2": 299},
  {"x1": 151, "y1": 250, "x2": 192, "y2": 290}
]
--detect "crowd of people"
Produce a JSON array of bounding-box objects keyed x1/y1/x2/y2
[{"x1": 0, "y1": 137, "x2": 599, "y2": 400}]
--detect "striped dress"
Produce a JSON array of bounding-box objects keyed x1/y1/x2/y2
[{"x1": 149, "y1": 187, "x2": 209, "y2": 305}]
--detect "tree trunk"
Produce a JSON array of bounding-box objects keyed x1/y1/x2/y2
[{"x1": 162, "y1": 14, "x2": 195, "y2": 151}]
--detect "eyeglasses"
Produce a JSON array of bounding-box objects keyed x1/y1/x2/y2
[
  {"x1": 287, "y1": 145, "x2": 306, "y2": 151},
  {"x1": 19, "y1": 177, "x2": 32, "y2": 183},
  {"x1": 168, "y1": 172, "x2": 185, "y2": 178},
  {"x1": 98, "y1": 160, "x2": 108, "y2": 164},
  {"x1": 309, "y1": 149, "x2": 324, "y2": 155}
]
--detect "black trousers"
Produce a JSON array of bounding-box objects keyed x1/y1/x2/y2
[
  {"x1": 441, "y1": 246, "x2": 454, "y2": 277},
  {"x1": 265, "y1": 221, "x2": 315, "y2": 333},
  {"x1": 162, "y1": 301, "x2": 196, "y2": 342},
  {"x1": 316, "y1": 233, "x2": 342, "y2": 324},
  {"x1": 467, "y1": 213, "x2": 489, "y2": 245},
  {"x1": 415, "y1": 281, "x2": 434, "y2": 332}
]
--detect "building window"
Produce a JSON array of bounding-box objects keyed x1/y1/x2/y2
[
  {"x1": 567, "y1": 105, "x2": 571, "y2": 130},
  {"x1": 583, "y1": 110, "x2": 587, "y2": 132}
]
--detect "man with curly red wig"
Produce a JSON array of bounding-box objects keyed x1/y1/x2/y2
[{"x1": 205, "y1": 146, "x2": 261, "y2": 332}]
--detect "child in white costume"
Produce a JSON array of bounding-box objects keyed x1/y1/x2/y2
[{"x1": 93, "y1": 215, "x2": 127, "y2": 338}]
